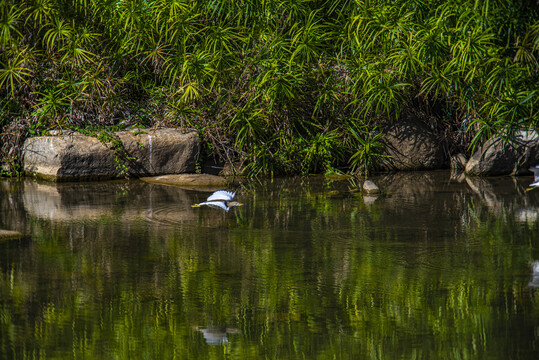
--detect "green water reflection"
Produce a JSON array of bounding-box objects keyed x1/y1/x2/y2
[{"x1": 1, "y1": 172, "x2": 539, "y2": 359}]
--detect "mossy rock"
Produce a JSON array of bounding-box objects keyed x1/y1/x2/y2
[{"x1": 22, "y1": 128, "x2": 199, "y2": 181}]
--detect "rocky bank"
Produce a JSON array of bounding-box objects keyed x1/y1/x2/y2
[
  {"x1": 16, "y1": 124, "x2": 539, "y2": 182},
  {"x1": 22, "y1": 128, "x2": 199, "y2": 181}
]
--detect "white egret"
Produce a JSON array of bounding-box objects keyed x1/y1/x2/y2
[
  {"x1": 526, "y1": 165, "x2": 539, "y2": 191},
  {"x1": 192, "y1": 190, "x2": 243, "y2": 211}
]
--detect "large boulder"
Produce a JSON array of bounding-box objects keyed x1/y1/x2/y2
[
  {"x1": 380, "y1": 119, "x2": 444, "y2": 171},
  {"x1": 23, "y1": 128, "x2": 199, "y2": 181},
  {"x1": 465, "y1": 131, "x2": 539, "y2": 176}
]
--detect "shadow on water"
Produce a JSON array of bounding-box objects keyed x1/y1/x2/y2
[{"x1": 0, "y1": 171, "x2": 539, "y2": 359}]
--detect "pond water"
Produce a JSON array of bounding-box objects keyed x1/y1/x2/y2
[{"x1": 1, "y1": 171, "x2": 539, "y2": 359}]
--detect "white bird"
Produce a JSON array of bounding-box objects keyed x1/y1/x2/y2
[
  {"x1": 526, "y1": 165, "x2": 539, "y2": 191},
  {"x1": 192, "y1": 190, "x2": 243, "y2": 211}
]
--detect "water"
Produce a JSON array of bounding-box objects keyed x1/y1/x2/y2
[
  {"x1": 1, "y1": 171, "x2": 538, "y2": 359},
  {"x1": 148, "y1": 134, "x2": 152, "y2": 171}
]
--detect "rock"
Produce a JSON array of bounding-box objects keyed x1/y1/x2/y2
[
  {"x1": 22, "y1": 128, "x2": 199, "y2": 181},
  {"x1": 117, "y1": 128, "x2": 199, "y2": 176},
  {"x1": 363, "y1": 180, "x2": 380, "y2": 194},
  {"x1": 465, "y1": 131, "x2": 539, "y2": 176},
  {"x1": 381, "y1": 118, "x2": 444, "y2": 171},
  {"x1": 450, "y1": 153, "x2": 468, "y2": 171},
  {"x1": 23, "y1": 132, "x2": 116, "y2": 181},
  {"x1": 0, "y1": 229, "x2": 25, "y2": 242},
  {"x1": 140, "y1": 174, "x2": 232, "y2": 189}
]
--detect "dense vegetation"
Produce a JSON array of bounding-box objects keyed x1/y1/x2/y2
[{"x1": 1, "y1": 0, "x2": 538, "y2": 176}]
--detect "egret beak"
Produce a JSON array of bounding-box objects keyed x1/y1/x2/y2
[{"x1": 192, "y1": 204, "x2": 201, "y2": 207}]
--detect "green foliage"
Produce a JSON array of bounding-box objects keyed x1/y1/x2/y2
[
  {"x1": 0, "y1": 153, "x2": 20, "y2": 177},
  {"x1": 0, "y1": 0, "x2": 538, "y2": 175},
  {"x1": 348, "y1": 122, "x2": 388, "y2": 177},
  {"x1": 0, "y1": 49, "x2": 33, "y2": 96}
]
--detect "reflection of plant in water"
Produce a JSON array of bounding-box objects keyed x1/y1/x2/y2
[{"x1": 1, "y1": 178, "x2": 539, "y2": 358}]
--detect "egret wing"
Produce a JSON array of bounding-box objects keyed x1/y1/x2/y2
[
  {"x1": 206, "y1": 190, "x2": 235, "y2": 202},
  {"x1": 204, "y1": 201, "x2": 230, "y2": 211}
]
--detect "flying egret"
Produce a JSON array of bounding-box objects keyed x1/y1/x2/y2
[
  {"x1": 526, "y1": 165, "x2": 539, "y2": 191},
  {"x1": 192, "y1": 190, "x2": 243, "y2": 211}
]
